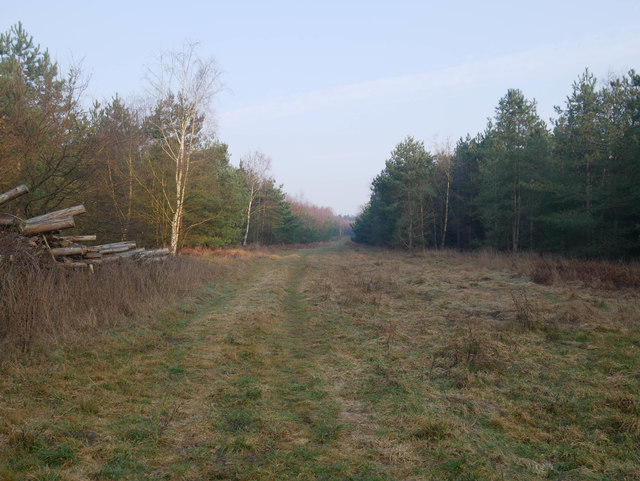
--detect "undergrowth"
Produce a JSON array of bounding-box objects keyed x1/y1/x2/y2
[
  {"x1": 472, "y1": 248, "x2": 640, "y2": 289},
  {"x1": 528, "y1": 257, "x2": 640, "y2": 288},
  {"x1": 0, "y1": 233, "x2": 223, "y2": 357}
]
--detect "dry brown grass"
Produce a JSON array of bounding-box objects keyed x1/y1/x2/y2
[
  {"x1": 1, "y1": 239, "x2": 638, "y2": 480},
  {"x1": 297, "y1": 242, "x2": 640, "y2": 479},
  {"x1": 0, "y1": 236, "x2": 224, "y2": 358},
  {"x1": 472, "y1": 247, "x2": 640, "y2": 289},
  {"x1": 182, "y1": 239, "x2": 337, "y2": 260},
  {"x1": 528, "y1": 257, "x2": 640, "y2": 289},
  {"x1": 182, "y1": 245, "x2": 275, "y2": 259}
]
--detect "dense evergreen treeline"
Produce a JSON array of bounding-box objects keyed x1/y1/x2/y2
[
  {"x1": 353, "y1": 70, "x2": 640, "y2": 257},
  {"x1": 0, "y1": 23, "x2": 346, "y2": 249}
]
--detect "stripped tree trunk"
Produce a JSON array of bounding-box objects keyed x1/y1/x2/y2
[
  {"x1": 0, "y1": 184, "x2": 28, "y2": 205},
  {"x1": 25, "y1": 205, "x2": 86, "y2": 224},
  {"x1": 20, "y1": 216, "x2": 75, "y2": 235}
]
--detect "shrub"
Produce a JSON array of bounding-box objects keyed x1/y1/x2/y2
[{"x1": 528, "y1": 258, "x2": 640, "y2": 289}]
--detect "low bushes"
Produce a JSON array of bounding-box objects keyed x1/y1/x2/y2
[{"x1": 528, "y1": 257, "x2": 640, "y2": 289}]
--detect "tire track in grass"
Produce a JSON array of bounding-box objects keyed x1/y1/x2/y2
[
  {"x1": 252, "y1": 250, "x2": 388, "y2": 480},
  {"x1": 153, "y1": 255, "x2": 290, "y2": 479},
  {"x1": 59, "y1": 244, "x2": 390, "y2": 480},
  {"x1": 90, "y1": 258, "x2": 280, "y2": 481},
  {"x1": 163, "y1": 250, "x2": 372, "y2": 480},
  {"x1": 222, "y1": 251, "x2": 345, "y2": 479}
]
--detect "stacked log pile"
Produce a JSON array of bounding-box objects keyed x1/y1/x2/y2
[{"x1": 0, "y1": 184, "x2": 170, "y2": 270}]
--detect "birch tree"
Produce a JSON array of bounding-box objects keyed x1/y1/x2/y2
[
  {"x1": 434, "y1": 140, "x2": 453, "y2": 249},
  {"x1": 146, "y1": 43, "x2": 222, "y2": 254},
  {"x1": 239, "y1": 151, "x2": 271, "y2": 246}
]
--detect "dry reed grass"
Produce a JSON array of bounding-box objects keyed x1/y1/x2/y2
[
  {"x1": 529, "y1": 257, "x2": 640, "y2": 288},
  {"x1": 182, "y1": 239, "x2": 337, "y2": 260},
  {"x1": 472, "y1": 248, "x2": 640, "y2": 289},
  {"x1": 0, "y1": 233, "x2": 223, "y2": 357},
  {"x1": 182, "y1": 245, "x2": 275, "y2": 259}
]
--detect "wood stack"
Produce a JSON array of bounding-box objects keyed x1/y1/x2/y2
[{"x1": 0, "y1": 184, "x2": 171, "y2": 270}]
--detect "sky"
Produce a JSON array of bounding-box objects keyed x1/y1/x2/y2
[{"x1": 3, "y1": 0, "x2": 640, "y2": 215}]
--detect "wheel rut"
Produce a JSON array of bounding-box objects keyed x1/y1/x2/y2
[{"x1": 160, "y1": 252, "x2": 350, "y2": 479}]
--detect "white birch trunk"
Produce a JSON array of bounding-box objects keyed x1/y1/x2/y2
[
  {"x1": 441, "y1": 173, "x2": 450, "y2": 250},
  {"x1": 243, "y1": 186, "x2": 254, "y2": 246}
]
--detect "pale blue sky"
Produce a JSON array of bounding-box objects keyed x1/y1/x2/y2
[{"x1": 3, "y1": 1, "x2": 640, "y2": 215}]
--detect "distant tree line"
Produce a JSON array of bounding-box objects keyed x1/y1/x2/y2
[
  {"x1": 0, "y1": 23, "x2": 346, "y2": 251},
  {"x1": 353, "y1": 70, "x2": 640, "y2": 257}
]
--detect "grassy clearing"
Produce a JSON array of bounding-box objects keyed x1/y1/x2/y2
[
  {"x1": 307, "y1": 243, "x2": 640, "y2": 479},
  {"x1": 1, "y1": 240, "x2": 639, "y2": 480}
]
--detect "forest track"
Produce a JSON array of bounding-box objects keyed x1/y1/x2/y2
[{"x1": 1, "y1": 239, "x2": 639, "y2": 480}]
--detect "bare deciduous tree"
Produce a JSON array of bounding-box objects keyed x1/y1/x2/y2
[
  {"x1": 239, "y1": 151, "x2": 271, "y2": 246},
  {"x1": 146, "y1": 43, "x2": 223, "y2": 254}
]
